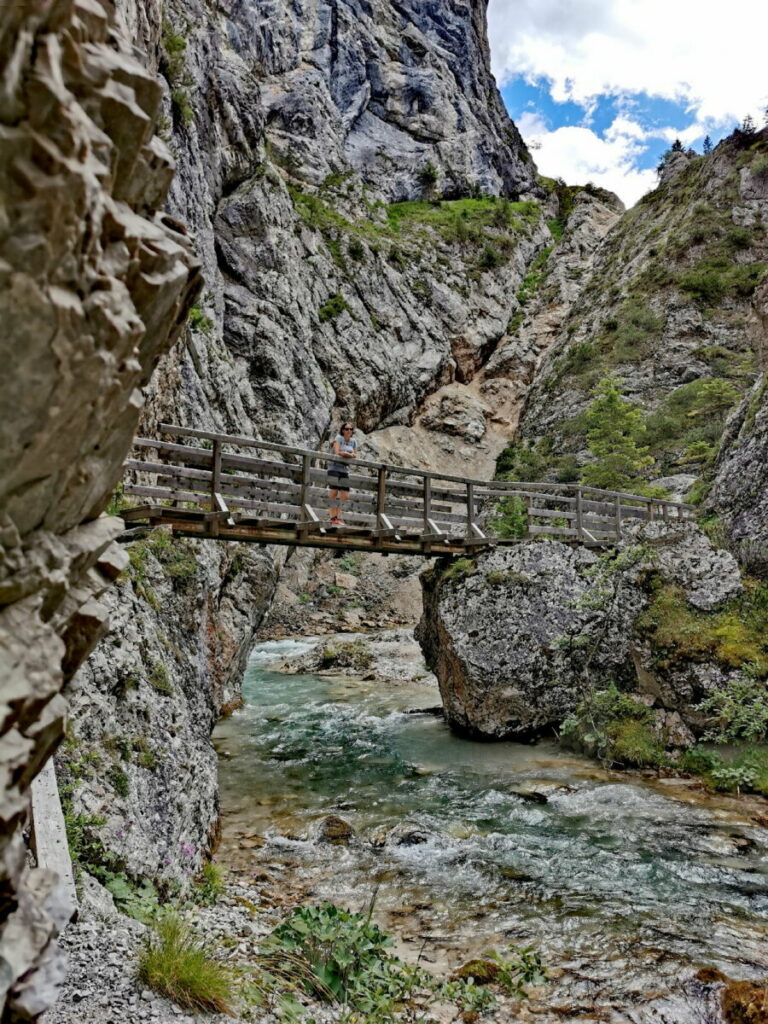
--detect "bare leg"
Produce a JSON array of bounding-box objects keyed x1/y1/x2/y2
[
  {"x1": 329, "y1": 488, "x2": 339, "y2": 520},
  {"x1": 337, "y1": 488, "x2": 350, "y2": 522}
]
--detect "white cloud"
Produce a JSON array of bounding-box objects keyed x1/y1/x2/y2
[
  {"x1": 522, "y1": 120, "x2": 657, "y2": 207},
  {"x1": 488, "y1": 0, "x2": 768, "y2": 125},
  {"x1": 487, "y1": 0, "x2": 768, "y2": 206}
]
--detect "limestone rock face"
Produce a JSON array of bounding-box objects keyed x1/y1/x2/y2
[
  {"x1": 709, "y1": 277, "x2": 768, "y2": 575},
  {"x1": 0, "y1": 0, "x2": 199, "y2": 1016},
  {"x1": 239, "y1": 0, "x2": 538, "y2": 201},
  {"x1": 417, "y1": 524, "x2": 742, "y2": 740}
]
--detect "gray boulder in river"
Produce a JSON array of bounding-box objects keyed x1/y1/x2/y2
[{"x1": 417, "y1": 523, "x2": 744, "y2": 740}]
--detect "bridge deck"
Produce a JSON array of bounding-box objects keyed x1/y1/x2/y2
[{"x1": 120, "y1": 424, "x2": 695, "y2": 556}]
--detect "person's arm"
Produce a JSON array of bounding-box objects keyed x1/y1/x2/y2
[{"x1": 332, "y1": 439, "x2": 356, "y2": 459}]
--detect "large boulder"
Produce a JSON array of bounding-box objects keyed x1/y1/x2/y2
[{"x1": 417, "y1": 523, "x2": 744, "y2": 740}]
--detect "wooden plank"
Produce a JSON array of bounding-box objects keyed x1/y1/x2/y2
[
  {"x1": 528, "y1": 525, "x2": 579, "y2": 537},
  {"x1": 31, "y1": 760, "x2": 78, "y2": 922},
  {"x1": 528, "y1": 507, "x2": 577, "y2": 521}
]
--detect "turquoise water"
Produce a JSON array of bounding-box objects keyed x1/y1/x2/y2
[{"x1": 214, "y1": 637, "x2": 768, "y2": 1019}]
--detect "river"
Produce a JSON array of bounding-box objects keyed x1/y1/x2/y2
[{"x1": 213, "y1": 633, "x2": 768, "y2": 1023}]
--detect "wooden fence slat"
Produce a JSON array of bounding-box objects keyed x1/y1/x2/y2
[{"x1": 31, "y1": 760, "x2": 78, "y2": 923}]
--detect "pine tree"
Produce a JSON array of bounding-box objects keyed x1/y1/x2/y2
[
  {"x1": 671, "y1": 138, "x2": 684, "y2": 151},
  {"x1": 703, "y1": 135, "x2": 713, "y2": 154},
  {"x1": 581, "y1": 377, "x2": 653, "y2": 491},
  {"x1": 741, "y1": 114, "x2": 757, "y2": 135}
]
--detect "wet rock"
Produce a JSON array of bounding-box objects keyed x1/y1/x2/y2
[
  {"x1": 722, "y1": 979, "x2": 768, "y2": 1023},
  {"x1": 452, "y1": 959, "x2": 501, "y2": 984},
  {"x1": 382, "y1": 821, "x2": 437, "y2": 846},
  {"x1": 316, "y1": 816, "x2": 354, "y2": 846}
]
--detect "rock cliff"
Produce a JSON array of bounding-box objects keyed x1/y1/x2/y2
[{"x1": 0, "y1": 0, "x2": 200, "y2": 1016}]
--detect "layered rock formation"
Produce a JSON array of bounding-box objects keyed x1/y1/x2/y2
[
  {"x1": 0, "y1": 0, "x2": 200, "y2": 1017},
  {"x1": 418, "y1": 523, "x2": 743, "y2": 741}
]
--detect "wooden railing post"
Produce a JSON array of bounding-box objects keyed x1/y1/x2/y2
[
  {"x1": 423, "y1": 476, "x2": 432, "y2": 535},
  {"x1": 298, "y1": 454, "x2": 312, "y2": 538},
  {"x1": 614, "y1": 494, "x2": 622, "y2": 541},
  {"x1": 466, "y1": 481, "x2": 475, "y2": 537},
  {"x1": 575, "y1": 487, "x2": 584, "y2": 539},
  {"x1": 376, "y1": 467, "x2": 387, "y2": 518},
  {"x1": 210, "y1": 440, "x2": 222, "y2": 537}
]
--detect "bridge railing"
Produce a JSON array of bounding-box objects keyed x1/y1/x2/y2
[{"x1": 121, "y1": 424, "x2": 695, "y2": 550}]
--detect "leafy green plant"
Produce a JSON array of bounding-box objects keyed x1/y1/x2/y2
[
  {"x1": 697, "y1": 674, "x2": 768, "y2": 742},
  {"x1": 561, "y1": 684, "x2": 664, "y2": 767},
  {"x1": 260, "y1": 902, "x2": 526, "y2": 1020},
  {"x1": 193, "y1": 862, "x2": 226, "y2": 906},
  {"x1": 188, "y1": 306, "x2": 213, "y2": 333},
  {"x1": 138, "y1": 914, "x2": 234, "y2": 1014},
  {"x1": 105, "y1": 873, "x2": 164, "y2": 924}
]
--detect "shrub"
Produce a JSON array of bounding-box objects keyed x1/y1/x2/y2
[
  {"x1": 138, "y1": 915, "x2": 234, "y2": 1015},
  {"x1": 479, "y1": 244, "x2": 504, "y2": 270},
  {"x1": 560, "y1": 684, "x2": 664, "y2": 767},
  {"x1": 347, "y1": 239, "x2": 365, "y2": 261},
  {"x1": 418, "y1": 160, "x2": 439, "y2": 191},
  {"x1": 319, "y1": 293, "x2": 351, "y2": 322},
  {"x1": 679, "y1": 257, "x2": 766, "y2": 304},
  {"x1": 108, "y1": 767, "x2": 130, "y2": 798}
]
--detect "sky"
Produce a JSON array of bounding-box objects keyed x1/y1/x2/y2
[{"x1": 487, "y1": 0, "x2": 768, "y2": 207}]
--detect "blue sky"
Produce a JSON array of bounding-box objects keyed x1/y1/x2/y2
[{"x1": 487, "y1": 0, "x2": 768, "y2": 206}]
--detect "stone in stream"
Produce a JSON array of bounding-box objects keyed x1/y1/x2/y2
[{"x1": 316, "y1": 815, "x2": 355, "y2": 845}]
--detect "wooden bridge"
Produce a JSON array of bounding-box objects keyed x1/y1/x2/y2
[{"x1": 120, "y1": 424, "x2": 695, "y2": 556}]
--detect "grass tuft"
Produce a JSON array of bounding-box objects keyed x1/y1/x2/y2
[{"x1": 138, "y1": 915, "x2": 235, "y2": 1015}]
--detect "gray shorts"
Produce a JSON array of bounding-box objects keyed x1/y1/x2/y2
[{"x1": 327, "y1": 470, "x2": 350, "y2": 490}]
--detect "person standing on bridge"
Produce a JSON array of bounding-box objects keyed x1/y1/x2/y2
[{"x1": 328, "y1": 423, "x2": 357, "y2": 525}]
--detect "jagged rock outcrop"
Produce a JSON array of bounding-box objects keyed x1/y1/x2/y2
[
  {"x1": 0, "y1": 0, "x2": 200, "y2": 1017},
  {"x1": 417, "y1": 524, "x2": 743, "y2": 740}
]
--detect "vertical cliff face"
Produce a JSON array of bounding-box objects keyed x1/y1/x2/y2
[
  {"x1": 61, "y1": 0, "x2": 546, "y2": 885},
  {"x1": 0, "y1": 1, "x2": 200, "y2": 1017},
  {"x1": 709, "y1": 276, "x2": 768, "y2": 572}
]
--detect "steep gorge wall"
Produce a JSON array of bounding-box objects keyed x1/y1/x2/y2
[
  {"x1": 62, "y1": 0, "x2": 553, "y2": 884},
  {"x1": 0, "y1": 1, "x2": 200, "y2": 1017}
]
